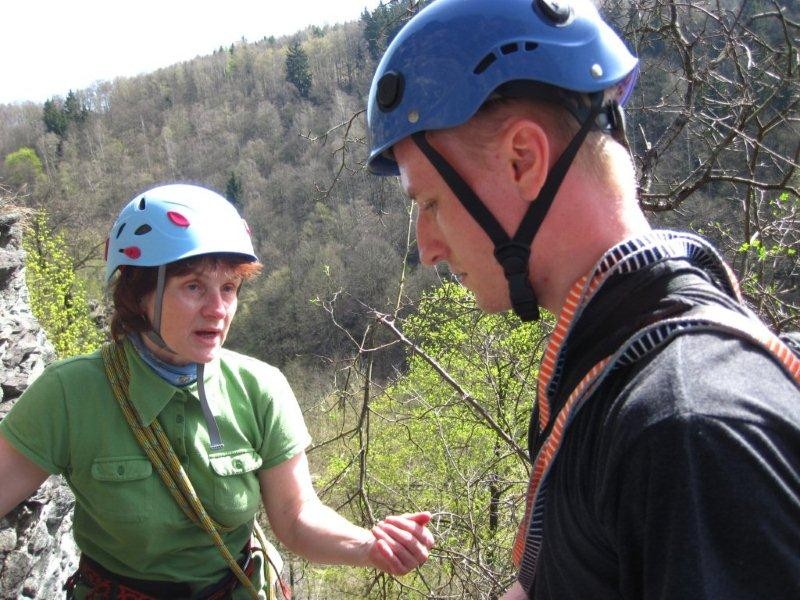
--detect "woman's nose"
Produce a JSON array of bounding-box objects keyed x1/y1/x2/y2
[{"x1": 202, "y1": 290, "x2": 227, "y2": 317}]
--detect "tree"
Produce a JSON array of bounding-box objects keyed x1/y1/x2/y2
[
  {"x1": 361, "y1": 1, "x2": 430, "y2": 60},
  {"x1": 42, "y1": 98, "x2": 68, "y2": 138},
  {"x1": 307, "y1": 282, "x2": 547, "y2": 598},
  {"x1": 3, "y1": 147, "x2": 44, "y2": 191},
  {"x1": 63, "y1": 90, "x2": 89, "y2": 125},
  {"x1": 23, "y1": 211, "x2": 105, "y2": 358},
  {"x1": 602, "y1": 0, "x2": 799, "y2": 329},
  {"x1": 225, "y1": 171, "x2": 243, "y2": 210},
  {"x1": 285, "y1": 39, "x2": 312, "y2": 99}
]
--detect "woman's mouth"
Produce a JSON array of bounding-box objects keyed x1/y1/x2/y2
[{"x1": 195, "y1": 329, "x2": 221, "y2": 341}]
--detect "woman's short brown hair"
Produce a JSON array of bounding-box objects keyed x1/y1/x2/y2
[{"x1": 109, "y1": 254, "x2": 262, "y2": 341}]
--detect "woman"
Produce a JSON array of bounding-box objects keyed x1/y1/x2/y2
[{"x1": 0, "y1": 184, "x2": 433, "y2": 599}]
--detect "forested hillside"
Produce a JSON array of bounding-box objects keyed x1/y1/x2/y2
[{"x1": 1, "y1": 0, "x2": 797, "y2": 597}]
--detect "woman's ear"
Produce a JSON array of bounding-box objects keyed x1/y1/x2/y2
[{"x1": 504, "y1": 119, "x2": 550, "y2": 201}]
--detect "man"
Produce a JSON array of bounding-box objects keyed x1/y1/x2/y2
[{"x1": 365, "y1": 0, "x2": 800, "y2": 598}]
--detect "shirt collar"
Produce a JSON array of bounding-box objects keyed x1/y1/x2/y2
[{"x1": 123, "y1": 339, "x2": 220, "y2": 425}]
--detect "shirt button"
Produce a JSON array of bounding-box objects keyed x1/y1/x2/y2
[
  {"x1": 117, "y1": 465, "x2": 125, "y2": 476},
  {"x1": 176, "y1": 415, "x2": 184, "y2": 424},
  {"x1": 233, "y1": 459, "x2": 243, "y2": 469}
]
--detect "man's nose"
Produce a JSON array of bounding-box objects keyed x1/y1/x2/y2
[{"x1": 416, "y1": 216, "x2": 446, "y2": 266}]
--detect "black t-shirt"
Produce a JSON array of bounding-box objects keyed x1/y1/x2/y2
[{"x1": 529, "y1": 263, "x2": 800, "y2": 599}]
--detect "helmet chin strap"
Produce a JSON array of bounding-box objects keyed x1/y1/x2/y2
[
  {"x1": 143, "y1": 264, "x2": 224, "y2": 450},
  {"x1": 143, "y1": 265, "x2": 174, "y2": 352},
  {"x1": 410, "y1": 92, "x2": 605, "y2": 321}
]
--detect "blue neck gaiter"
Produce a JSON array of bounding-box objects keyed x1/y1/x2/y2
[{"x1": 128, "y1": 333, "x2": 197, "y2": 387}]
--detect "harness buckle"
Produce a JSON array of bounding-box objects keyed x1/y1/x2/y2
[{"x1": 494, "y1": 243, "x2": 540, "y2": 321}]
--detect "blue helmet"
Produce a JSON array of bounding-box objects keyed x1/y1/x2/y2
[
  {"x1": 367, "y1": 0, "x2": 638, "y2": 175},
  {"x1": 105, "y1": 183, "x2": 257, "y2": 282}
]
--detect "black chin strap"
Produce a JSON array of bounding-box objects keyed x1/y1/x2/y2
[{"x1": 411, "y1": 92, "x2": 605, "y2": 321}]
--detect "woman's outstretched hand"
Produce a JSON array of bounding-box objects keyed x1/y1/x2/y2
[{"x1": 367, "y1": 512, "x2": 435, "y2": 575}]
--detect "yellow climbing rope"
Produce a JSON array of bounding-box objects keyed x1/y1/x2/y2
[{"x1": 102, "y1": 341, "x2": 270, "y2": 600}]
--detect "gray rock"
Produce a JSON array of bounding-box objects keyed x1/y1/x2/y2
[{"x1": 0, "y1": 208, "x2": 77, "y2": 599}]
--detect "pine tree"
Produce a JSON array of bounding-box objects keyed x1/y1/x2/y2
[
  {"x1": 225, "y1": 172, "x2": 243, "y2": 211},
  {"x1": 63, "y1": 90, "x2": 88, "y2": 125},
  {"x1": 42, "y1": 98, "x2": 68, "y2": 138},
  {"x1": 285, "y1": 39, "x2": 312, "y2": 99}
]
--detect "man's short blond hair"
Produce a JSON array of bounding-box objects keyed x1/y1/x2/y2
[{"x1": 442, "y1": 97, "x2": 636, "y2": 196}]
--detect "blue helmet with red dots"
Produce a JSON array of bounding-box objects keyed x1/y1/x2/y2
[{"x1": 104, "y1": 183, "x2": 257, "y2": 282}]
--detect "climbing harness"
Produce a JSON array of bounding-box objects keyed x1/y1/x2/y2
[
  {"x1": 511, "y1": 231, "x2": 800, "y2": 590},
  {"x1": 64, "y1": 547, "x2": 255, "y2": 599}
]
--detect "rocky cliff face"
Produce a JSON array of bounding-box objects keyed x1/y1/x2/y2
[{"x1": 0, "y1": 207, "x2": 79, "y2": 599}]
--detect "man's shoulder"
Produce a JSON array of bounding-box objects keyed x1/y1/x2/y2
[{"x1": 613, "y1": 330, "x2": 800, "y2": 428}]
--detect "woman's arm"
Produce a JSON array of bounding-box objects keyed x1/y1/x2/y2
[
  {"x1": 0, "y1": 434, "x2": 49, "y2": 518},
  {"x1": 258, "y1": 451, "x2": 434, "y2": 575}
]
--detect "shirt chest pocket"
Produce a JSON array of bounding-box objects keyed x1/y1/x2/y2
[
  {"x1": 209, "y1": 449, "x2": 263, "y2": 513},
  {"x1": 88, "y1": 456, "x2": 153, "y2": 522}
]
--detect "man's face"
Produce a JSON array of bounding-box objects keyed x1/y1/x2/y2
[{"x1": 393, "y1": 135, "x2": 514, "y2": 313}]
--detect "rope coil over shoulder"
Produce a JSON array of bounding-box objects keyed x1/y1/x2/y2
[{"x1": 102, "y1": 341, "x2": 285, "y2": 600}]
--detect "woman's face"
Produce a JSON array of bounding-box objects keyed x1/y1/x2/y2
[{"x1": 141, "y1": 265, "x2": 241, "y2": 365}]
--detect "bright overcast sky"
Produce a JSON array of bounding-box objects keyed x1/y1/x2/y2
[{"x1": 1, "y1": 0, "x2": 382, "y2": 105}]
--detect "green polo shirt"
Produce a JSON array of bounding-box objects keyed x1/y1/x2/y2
[{"x1": 0, "y1": 340, "x2": 310, "y2": 593}]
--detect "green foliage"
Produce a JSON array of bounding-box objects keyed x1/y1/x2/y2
[
  {"x1": 42, "y1": 92, "x2": 90, "y2": 140},
  {"x1": 730, "y1": 192, "x2": 800, "y2": 328},
  {"x1": 42, "y1": 98, "x2": 68, "y2": 138},
  {"x1": 313, "y1": 283, "x2": 547, "y2": 597},
  {"x1": 23, "y1": 211, "x2": 105, "y2": 358},
  {"x1": 63, "y1": 90, "x2": 88, "y2": 124},
  {"x1": 361, "y1": 1, "x2": 431, "y2": 60},
  {"x1": 225, "y1": 171, "x2": 243, "y2": 210},
  {"x1": 3, "y1": 147, "x2": 43, "y2": 190},
  {"x1": 285, "y1": 40, "x2": 312, "y2": 98}
]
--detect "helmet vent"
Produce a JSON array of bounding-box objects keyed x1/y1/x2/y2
[
  {"x1": 501, "y1": 43, "x2": 519, "y2": 55},
  {"x1": 525, "y1": 41, "x2": 539, "y2": 51},
  {"x1": 115, "y1": 223, "x2": 126, "y2": 239},
  {"x1": 134, "y1": 224, "x2": 152, "y2": 235},
  {"x1": 474, "y1": 52, "x2": 497, "y2": 75},
  {"x1": 137, "y1": 196, "x2": 147, "y2": 210}
]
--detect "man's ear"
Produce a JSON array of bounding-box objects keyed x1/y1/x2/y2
[{"x1": 504, "y1": 119, "x2": 550, "y2": 201}]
